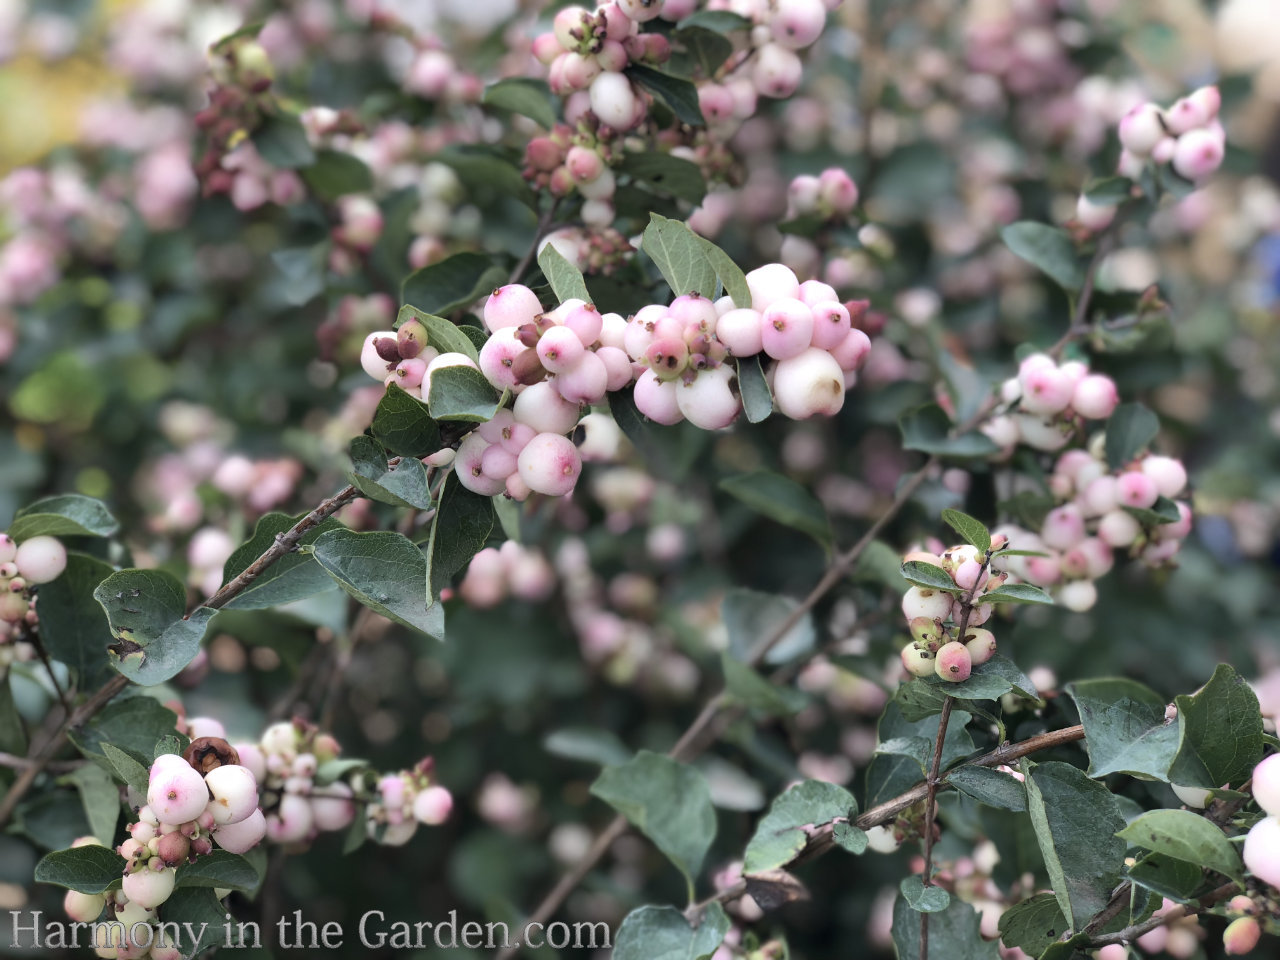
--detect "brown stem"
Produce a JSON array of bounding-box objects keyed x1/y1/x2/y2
[
  {"x1": 0, "y1": 752, "x2": 84, "y2": 773},
  {"x1": 1048, "y1": 200, "x2": 1138, "y2": 360},
  {"x1": 1088, "y1": 882, "x2": 1239, "y2": 947},
  {"x1": 508, "y1": 198, "x2": 562, "y2": 286}
]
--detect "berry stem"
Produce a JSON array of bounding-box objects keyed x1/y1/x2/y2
[{"x1": 1088, "y1": 881, "x2": 1239, "y2": 947}]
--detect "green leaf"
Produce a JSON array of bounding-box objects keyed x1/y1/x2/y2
[
  {"x1": 427, "y1": 364, "x2": 502, "y2": 422},
  {"x1": 34, "y1": 844, "x2": 127, "y2": 893},
  {"x1": 1084, "y1": 176, "x2": 1133, "y2": 206},
  {"x1": 1168, "y1": 663, "x2": 1263, "y2": 789},
  {"x1": 153, "y1": 734, "x2": 186, "y2": 760},
  {"x1": 612, "y1": 903, "x2": 729, "y2": 960},
  {"x1": 1024, "y1": 761, "x2": 1128, "y2": 929},
  {"x1": 590, "y1": 751, "x2": 716, "y2": 885},
  {"x1": 900, "y1": 875, "x2": 951, "y2": 913},
  {"x1": 669, "y1": 25, "x2": 734, "y2": 78},
  {"x1": 482, "y1": 77, "x2": 556, "y2": 129},
  {"x1": 402, "y1": 252, "x2": 507, "y2": 318},
  {"x1": 300, "y1": 149, "x2": 373, "y2": 200},
  {"x1": 314, "y1": 758, "x2": 371, "y2": 787},
  {"x1": 175, "y1": 850, "x2": 260, "y2": 894},
  {"x1": 698, "y1": 237, "x2": 752, "y2": 308},
  {"x1": 607, "y1": 388, "x2": 711, "y2": 482},
  {"x1": 642, "y1": 213, "x2": 718, "y2": 297},
  {"x1": 69, "y1": 697, "x2": 179, "y2": 765},
  {"x1": 310, "y1": 529, "x2": 444, "y2": 640},
  {"x1": 678, "y1": 10, "x2": 752, "y2": 32},
  {"x1": 100, "y1": 743, "x2": 150, "y2": 796},
  {"x1": 1127, "y1": 853, "x2": 1207, "y2": 901},
  {"x1": 64, "y1": 764, "x2": 120, "y2": 846},
  {"x1": 977, "y1": 583, "x2": 1054, "y2": 605},
  {"x1": 219, "y1": 511, "x2": 344, "y2": 610},
  {"x1": 371, "y1": 381, "x2": 442, "y2": 458},
  {"x1": 618, "y1": 152, "x2": 707, "y2": 206},
  {"x1": 941, "y1": 509, "x2": 991, "y2": 554},
  {"x1": 722, "y1": 653, "x2": 807, "y2": 716},
  {"x1": 1117, "y1": 809, "x2": 1243, "y2": 882},
  {"x1": 832, "y1": 821, "x2": 869, "y2": 854},
  {"x1": 163, "y1": 886, "x2": 233, "y2": 957},
  {"x1": 1123, "y1": 495, "x2": 1182, "y2": 527},
  {"x1": 253, "y1": 112, "x2": 315, "y2": 168},
  {"x1": 891, "y1": 893, "x2": 999, "y2": 960},
  {"x1": 9, "y1": 494, "x2": 118, "y2": 540},
  {"x1": 744, "y1": 780, "x2": 857, "y2": 874},
  {"x1": 1065, "y1": 677, "x2": 1180, "y2": 780},
  {"x1": 775, "y1": 213, "x2": 829, "y2": 237},
  {"x1": 1000, "y1": 221, "x2": 1084, "y2": 290},
  {"x1": 94, "y1": 570, "x2": 214, "y2": 685},
  {"x1": 396, "y1": 303, "x2": 482, "y2": 362},
  {"x1": 425, "y1": 472, "x2": 495, "y2": 597},
  {"x1": 719, "y1": 471, "x2": 831, "y2": 548},
  {"x1": 899, "y1": 404, "x2": 999, "y2": 458},
  {"x1": 737, "y1": 355, "x2": 773, "y2": 423},
  {"x1": 435, "y1": 144, "x2": 536, "y2": 211},
  {"x1": 722, "y1": 588, "x2": 815, "y2": 666},
  {"x1": 543, "y1": 727, "x2": 632, "y2": 767},
  {"x1": 34, "y1": 552, "x2": 115, "y2": 683},
  {"x1": 866, "y1": 703, "x2": 975, "y2": 809},
  {"x1": 348, "y1": 435, "x2": 433, "y2": 509},
  {"x1": 271, "y1": 244, "x2": 328, "y2": 306},
  {"x1": 900, "y1": 560, "x2": 959, "y2": 592},
  {"x1": 1104, "y1": 402, "x2": 1160, "y2": 470},
  {"x1": 626, "y1": 64, "x2": 705, "y2": 126},
  {"x1": 538, "y1": 242, "x2": 591, "y2": 303},
  {"x1": 947, "y1": 766, "x2": 1028, "y2": 812},
  {"x1": 997, "y1": 893, "x2": 1069, "y2": 958}
]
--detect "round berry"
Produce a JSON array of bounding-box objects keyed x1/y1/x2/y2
[
  {"x1": 517, "y1": 433, "x2": 582, "y2": 497},
  {"x1": 454, "y1": 434, "x2": 507, "y2": 497},
  {"x1": 745, "y1": 263, "x2": 801, "y2": 311},
  {"x1": 537, "y1": 326, "x2": 586, "y2": 374},
  {"x1": 714, "y1": 308, "x2": 764, "y2": 357},
  {"x1": 1071, "y1": 374, "x2": 1119, "y2": 419},
  {"x1": 311, "y1": 782, "x2": 356, "y2": 833},
  {"x1": 121, "y1": 866, "x2": 176, "y2": 910},
  {"x1": 675, "y1": 366, "x2": 741, "y2": 430},
  {"x1": 484, "y1": 284, "x2": 543, "y2": 332},
  {"x1": 589, "y1": 71, "x2": 638, "y2": 129},
  {"x1": 204, "y1": 764, "x2": 259, "y2": 826},
  {"x1": 1057, "y1": 579, "x2": 1098, "y2": 612},
  {"x1": 1243, "y1": 815, "x2": 1280, "y2": 888},
  {"x1": 360, "y1": 330, "x2": 398, "y2": 380},
  {"x1": 413, "y1": 785, "x2": 454, "y2": 825},
  {"x1": 1222, "y1": 916, "x2": 1261, "y2": 956},
  {"x1": 14, "y1": 535, "x2": 67, "y2": 584},
  {"x1": 214, "y1": 808, "x2": 267, "y2": 854},
  {"x1": 808, "y1": 301, "x2": 851, "y2": 350},
  {"x1": 633, "y1": 369, "x2": 684, "y2": 425},
  {"x1": 935, "y1": 641, "x2": 973, "y2": 682},
  {"x1": 147, "y1": 761, "x2": 209, "y2": 826},
  {"x1": 902, "y1": 586, "x2": 953, "y2": 621},
  {"x1": 1252, "y1": 754, "x2": 1280, "y2": 817},
  {"x1": 555, "y1": 350, "x2": 609, "y2": 405},
  {"x1": 963, "y1": 628, "x2": 997, "y2": 665},
  {"x1": 772, "y1": 347, "x2": 845, "y2": 419},
  {"x1": 514, "y1": 380, "x2": 582, "y2": 435},
  {"x1": 1141, "y1": 455, "x2": 1187, "y2": 499},
  {"x1": 901, "y1": 642, "x2": 936, "y2": 678},
  {"x1": 760, "y1": 298, "x2": 815, "y2": 359}
]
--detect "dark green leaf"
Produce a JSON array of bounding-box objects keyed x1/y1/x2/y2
[
  {"x1": 310, "y1": 529, "x2": 445, "y2": 640},
  {"x1": 153, "y1": 734, "x2": 186, "y2": 760},
  {"x1": 543, "y1": 728, "x2": 632, "y2": 767},
  {"x1": 900, "y1": 560, "x2": 959, "y2": 592},
  {"x1": 744, "y1": 780, "x2": 856, "y2": 874},
  {"x1": 866, "y1": 704, "x2": 974, "y2": 809},
  {"x1": 997, "y1": 893, "x2": 1069, "y2": 958},
  {"x1": 253, "y1": 113, "x2": 315, "y2": 168},
  {"x1": 891, "y1": 893, "x2": 999, "y2": 960},
  {"x1": 737, "y1": 355, "x2": 773, "y2": 423},
  {"x1": 900, "y1": 875, "x2": 951, "y2": 913},
  {"x1": 34, "y1": 845, "x2": 126, "y2": 893},
  {"x1": 607, "y1": 388, "x2": 711, "y2": 482},
  {"x1": 425, "y1": 472, "x2": 495, "y2": 597},
  {"x1": 590, "y1": 751, "x2": 716, "y2": 884},
  {"x1": 719, "y1": 471, "x2": 831, "y2": 548},
  {"x1": 9, "y1": 494, "x2": 118, "y2": 540},
  {"x1": 612, "y1": 903, "x2": 729, "y2": 960},
  {"x1": 402, "y1": 252, "x2": 507, "y2": 318},
  {"x1": 677, "y1": 10, "x2": 752, "y2": 32},
  {"x1": 900, "y1": 404, "x2": 999, "y2": 457},
  {"x1": 70, "y1": 697, "x2": 179, "y2": 765},
  {"x1": 94, "y1": 570, "x2": 214, "y2": 685},
  {"x1": 371, "y1": 381, "x2": 442, "y2": 458},
  {"x1": 619, "y1": 152, "x2": 707, "y2": 206},
  {"x1": 1104, "y1": 403, "x2": 1160, "y2": 470},
  {"x1": 34, "y1": 552, "x2": 115, "y2": 683},
  {"x1": 163, "y1": 886, "x2": 234, "y2": 956},
  {"x1": 435, "y1": 145, "x2": 536, "y2": 210},
  {"x1": 1084, "y1": 176, "x2": 1133, "y2": 206},
  {"x1": 348, "y1": 435, "x2": 433, "y2": 510},
  {"x1": 832, "y1": 821, "x2": 869, "y2": 854},
  {"x1": 722, "y1": 588, "x2": 815, "y2": 666},
  {"x1": 1000, "y1": 221, "x2": 1084, "y2": 290},
  {"x1": 642, "y1": 213, "x2": 718, "y2": 297},
  {"x1": 941, "y1": 509, "x2": 991, "y2": 554},
  {"x1": 482, "y1": 77, "x2": 556, "y2": 129},
  {"x1": 1168, "y1": 663, "x2": 1263, "y2": 790},
  {"x1": 0, "y1": 674, "x2": 24, "y2": 755},
  {"x1": 220, "y1": 511, "x2": 344, "y2": 610},
  {"x1": 175, "y1": 851, "x2": 260, "y2": 894},
  {"x1": 63, "y1": 764, "x2": 119, "y2": 846},
  {"x1": 100, "y1": 743, "x2": 149, "y2": 796},
  {"x1": 1065, "y1": 677, "x2": 1180, "y2": 780},
  {"x1": 300, "y1": 149, "x2": 373, "y2": 200},
  {"x1": 1117, "y1": 809, "x2": 1243, "y2": 882},
  {"x1": 1123, "y1": 495, "x2": 1181, "y2": 527},
  {"x1": 538, "y1": 242, "x2": 591, "y2": 303},
  {"x1": 947, "y1": 766, "x2": 1028, "y2": 812},
  {"x1": 1024, "y1": 761, "x2": 1128, "y2": 929},
  {"x1": 427, "y1": 364, "x2": 502, "y2": 422},
  {"x1": 669, "y1": 26, "x2": 734, "y2": 79},
  {"x1": 722, "y1": 653, "x2": 807, "y2": 716},
  {"x1": 1127, "y1": 854, "x2": 1207, "y2": 901},
  {"x1": 626, "y1": 64, "x2": 705, "y2": 126}
]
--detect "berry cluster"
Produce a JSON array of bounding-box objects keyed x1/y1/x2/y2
[
  {"x1": 0, "y1": 533, "x2": 67, "y2": 656},
  {"x1": 899, "y1": 541, "x2": 1008, "y2": 683},
  {"x1": 991, "y1": 441, "x2": 1193, "y2": 612},
  {"x1": 784, "y1": 168, "x2": 859, "y2": 221},
  {"x1": 360, "y1": 762, "x2": 454, "y2": 847},
  {"x1": 981, "y1": 353, "x2": 1120, "y2": 454},
  {"x1": 524, "y1": 124, "x2": 625, "y2": 226},
  {"x1": 457, "y1": 541, "x2": 556, "y2": 608},
  {"x1": 1116, "y1": 86, "x2": 1225, "y2": 187}
]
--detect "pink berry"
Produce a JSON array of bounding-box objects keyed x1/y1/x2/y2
[
  {"x1": 645, "y1": 337, "x2": 690, "y2": 380},
  {"x1": 772, "y1": 347, "x2": 845, "y2": 419},
  {"x1": 480, "y1": 443, "x2": 518, "y2": 481},
  {"x1": 454, "y1": 434, "x2": 506, "y2": 497},
  {"x1": 953, "y1": 559, "x2": 987, "y2": 592},
  {"x1": 1222, "y1": 916, "x2": 1261, "y2": 956},
  {"x1": 771, "y1": 0, "x2": 827, "y2": 49},
  {"x1": 1019, "y1": 363, "x2": 1074, "y2": 415},
  {"x1": 564, "y1": 303, "x2": 603, "y2": 345},
  {"x1": 698, "y1": 83, "x2": 735, "y2": 123},
  {"x1": 214, "y1": 807, "x2": 267, "y2": 853},
  {"x1": 266, "y1": 794, "x2": 314, "y2": 844},
  {"x1": 597, "y1": 345, "x2": 634, "y2": 391},
  {"x1": 1171, "y1": 127, "x2": 1225, "y2": 182},
  {"x1": 818, "y1": 167, "x2": 858, "y2": 214},
  {"x1": 1118, "y1": 103, "x2": 1165, "y2": 157},
  {"x1": 760, "y1": 298, "x2": 815, "y2": 360},
  {"x1": 589, "y1": 71, "x2": 638, "y2": 129},
  {"x1": 1042, "y1": 504, "x2": 1087, "y2": 550},
  {"x1": 1141, "y1": 455, "x2": 1187, "y2": 498},
  {"x1": 479, "y1": 328, "x2": 529, "y2": 391},
  {"x1": 0, "y1": 534, "x2": 15, "y2": 564},
  {"x1": 517, "y1": 433, "x2": 582, "y2": 496},
  {"x1": 484, "y1": 284, "x2": 543, "y2": 332},
  {"x1": 13, "y1": 535, "x2": 66, "y2": 583},
  {"x1": 537, "y1": 326, "x2": 585, "y2": 374},
  {"x1": 147, "y1": 760, "x2": 209, "y2": 825},
  {"x1": 745, "y1": 263, "x2": 801, "y2": 311},
  {"x1": 1098, "y1": 510, "x2": 1141, "y2": 547},
  {"x1": 1076, "y1": 195, "x2": 1116, "y2": 232},
  {"x1": 1071, "y1": 374, "x2": 1118, "y2": 419},
  {"x1": 829, "y1": 327, "x2": 871, "y2": 371},
  {"x1": 668, "y1": 293, "x2": 718, "y2": 331},
  {"x1": 808, "y1": 301, "x2": 851, "y2": 350},
  {"x1": 752, "y1": 43, "x2": 803, "y2": 98},
  {"x1": 413, "y1": 785, "x2": 453, "y2": 825},
  {"x1": 555, "y1": 350, "x2": 609, "y2": 404},
  {"x1": 935, "y1": 641, "x2": 973, "y2": 682},
  {"x1": 204, "y1": 764, "x2": 259, "y2": 826},
  {"x1": 1252, "y1": 754, "x2": 1280, "y2": 817},
  {"x1": 963, "y1": 628, "x2": 997, "y2": 665},
  {"x1": 513, "y1": 380, "x2": 582, "y2": 434},
  {"x1": 797, "y1": 279, "x2": 838, "y2": 307},
  {"x1": 1164, "y1": 95, "x2": 1211, "y2": 136},
  {"x1": 311, "y1": 782, "x2": 356, "y2": 832},
  {"x1": 1243, "y1": 816, "x2": 1280, "y2": 888},
  {"x1": 714, "y1": 308, "x2": 764, "y2": 356},
  {"x1": 633, "y1": 368, "x2": 684, "y2": 425},
  {"x1": 1116, "y1": 471, "x2": 1160, "y2": 509},
  {"x1": 121, "y1": 866, "x2": 176, "y2": 910},
  {"x1": 565, "y1": 145, "x2": 603, "y2": 182}
]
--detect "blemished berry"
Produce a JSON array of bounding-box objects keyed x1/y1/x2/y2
[
  {"x1": 1252, "y1": 754, "x2": 1280, "y2": 817},
  {"x1": 147, "y1": 758, "x2": 210, "y2": 825},
  {"x1": 121, "y1": 865, "x2": 176, "y2": 910},
  {"x1": 214, "y1": 808, "x2": 267, "y2": 854},
  {"x1": 934, "y1": 641, "x2": 973, "y2": 682},
  {"x1": 518, "y1": 433, "x2": 582, "y2": 496},
  {"x1": 360, "y1": 330, "x2": 398, "y2": 380},
  {"x1": 963, "y1": 628, "x2": 997, "y2": 665},
  {"x1": 864, "y1": 824, "x2": 902, "y2": 854},
  {"x1": 901, "y1": 642, "x2": 936, "y2": 678},
  {"x1": 675, "y1": 365, "x2": 740, "y2": 430},
  {"x1": 156, "y1": 830, "x2": 191, "y2": 866},
  {"x1": 204, "y1": 764, "x2": 259, "y2": 825},
  {"x1": 902, "y1": 586, "x2": 953, "y2": 621},
  {"x1": 772, "y1": 347, "x2": 845, "y2": 419},
  {"x1": 646, "y1": 337, "x2": 690, "y2": 380},
  {"x1": 396, "y1": 318, "x2": 428, "y2": 359}
]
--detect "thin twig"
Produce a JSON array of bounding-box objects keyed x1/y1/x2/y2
[
  {"x1": 1088, "y1": 882, "x2": 1238, "y2": 947},
  {"x1": 508, "y1": 198, "x2": 562, "y2": 286},
  {"x1": 0, "y1": 752, "x2": 83, "y2": 773}
]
